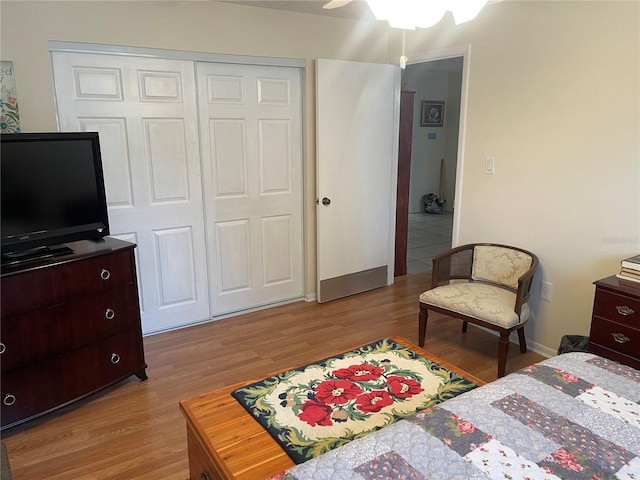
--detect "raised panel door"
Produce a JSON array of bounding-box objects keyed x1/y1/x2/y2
[
  {"x1": 196, "y1": 62, "x2": 303, "y2": 316},
  {"x1": 52, "y1": 52, "x2": 210, "y2": 333}
]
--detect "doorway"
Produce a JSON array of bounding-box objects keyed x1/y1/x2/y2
[{"x1": 399, "y1": 55, "x2": 464, "y2": 275}]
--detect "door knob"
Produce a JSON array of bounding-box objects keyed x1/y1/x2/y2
[{"x1": 322, "y1": 197, "x2": 331, "y2": 206}]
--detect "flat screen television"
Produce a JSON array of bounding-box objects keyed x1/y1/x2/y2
[{"x1": 1, "y1": 132, "x2": 110, "y2": 264}]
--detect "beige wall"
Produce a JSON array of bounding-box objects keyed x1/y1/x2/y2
[
  {"x1": 397, "y1": 0, "x2": 640, "y2": 355},
  {"x1": 2, "y1": 1, "x2": 639, "y2": 356}
]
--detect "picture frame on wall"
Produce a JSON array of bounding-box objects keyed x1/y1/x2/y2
[{"x1": 420, "y1": 100, "x2": 444, "y2": 127}]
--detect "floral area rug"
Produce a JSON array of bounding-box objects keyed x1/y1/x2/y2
[{"x1": 230, "y1": 338, "x2": 478, "y2": 464}]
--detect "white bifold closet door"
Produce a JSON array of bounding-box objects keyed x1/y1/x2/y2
[
  {"x1": 52, "y1": 52, "x2": 210, "y2": 334},
  {"x1": 196, "y1": 62, "x2": 303, "y2": 316},
  {"x1": 52, "y1": 51, "x2": 303, "y2": 333}
]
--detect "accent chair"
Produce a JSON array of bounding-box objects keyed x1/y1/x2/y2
[{"x1": 418, "y1": 243, "x2": 539, "y2": 378}]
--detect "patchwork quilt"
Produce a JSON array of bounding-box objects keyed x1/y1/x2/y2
[{"x1": 274, "y1": 352, "x2": 640, "y2": 479}]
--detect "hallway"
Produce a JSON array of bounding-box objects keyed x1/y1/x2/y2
[{"x1": 406, "y1": 211, "x2": 453, "y2": 275}]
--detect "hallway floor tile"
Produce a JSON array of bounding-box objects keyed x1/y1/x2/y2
[{"x1": 406, "y1": 211, "x2": 453, "y2": 275}]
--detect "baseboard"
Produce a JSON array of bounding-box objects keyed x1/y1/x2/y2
[{"x1": 473, "y1": 324, "x2": 555, "y2": 359}]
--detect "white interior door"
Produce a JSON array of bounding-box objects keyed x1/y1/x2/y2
[
  {"x1": 52, "y1": 52, "x2": 210, "y2": 334},
  {"x1": 316, "y1": 59, "x2": 400, "y2": 302},
  {"x1": 196, "y1": 62, "x2": 304, "y2": 316}
]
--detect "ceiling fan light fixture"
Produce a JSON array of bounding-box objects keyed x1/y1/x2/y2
[
  {"x1": 412, "y1": 0, "x2": 447, "y2": 28},
  {"x1": 365, "y1": 0, "x2": 397, "y2": 26},
  {"x1": 364, "y1": 0, "x2": 487, "y2": 29},
  {"x1": 366, "y1": 0, "x2": 446, "y2": 30},
  {"x1": 449, "y1": 0, "x2": 489, "y2": 24},
  {"x1": 322, "y1": 0, "x2": 353, "y2": 10}
]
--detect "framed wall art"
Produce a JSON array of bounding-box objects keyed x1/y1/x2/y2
[
  {"x1": 1, "y1": 61, "x2": 21, "y2": 133},
  {"x1": 420, "y1": 100, "x2": 444, "y2": 128}
]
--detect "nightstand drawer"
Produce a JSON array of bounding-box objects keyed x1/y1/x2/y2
[
  {"x1": 589, "y1": 316, "x2": 640, "y2": 358},
  {"x1": 592, "y1": 289, "x2": 640, "y2": 327}
]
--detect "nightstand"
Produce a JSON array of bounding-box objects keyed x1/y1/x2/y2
[{"x1": 588, "y1": 275, "x2": 640, "y2": 369}]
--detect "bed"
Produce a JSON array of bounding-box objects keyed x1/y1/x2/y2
[{"x1": 272, "y1": 352, "x2": 640, "y2": 479}]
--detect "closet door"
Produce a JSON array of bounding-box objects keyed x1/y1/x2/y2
[
  {"x1": 196, "y1": 62, "x2": 304, "y2": 316},
  {"x1": 52, "y1": 52, "x2": 210, "y2": 334}
]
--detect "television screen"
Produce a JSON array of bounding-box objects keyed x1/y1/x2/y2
[{"x1": 1, "y1": 132, "x2": 110, "y2": 261}]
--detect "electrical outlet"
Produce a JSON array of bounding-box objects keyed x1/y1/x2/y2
[{"x1": 540, "y1": 281, "x2": 553, "y2": 302}]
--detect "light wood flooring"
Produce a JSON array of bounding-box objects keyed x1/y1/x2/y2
[{"x1": 1, "y1": 272, "x2": 546, "y2": 480}]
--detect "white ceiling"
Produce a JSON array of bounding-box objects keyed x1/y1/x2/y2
[{"x1": 219, "y1": 0, "x2": 377, "y2": 21}]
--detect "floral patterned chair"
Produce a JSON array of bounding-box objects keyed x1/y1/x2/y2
[{"x1": 418, "y1": 243, "x2": 539, "y2": 378}]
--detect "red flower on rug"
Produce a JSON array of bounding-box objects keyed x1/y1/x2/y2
[
  {"x1": 355, "y1": 390, "x2": 394, "y2": 413},
  {"x1": 333, "y1": 363, "x2": 384, "y2": 381},
  {"x1": 315, "y1": 380, "x2": 363, "y2": 405},
  {"x1": 387, "y1": 375, "x2": 424, "y2": 399},
  {"x1": 299, "y1": 400, "x2": 334, "y2": 426},
  {"x1": 297, "y1": 364, "x2": 430, "y2": 425}
]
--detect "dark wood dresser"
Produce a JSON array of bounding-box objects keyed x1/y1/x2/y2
[
  {"x1": 588, "y1": 275, "x2": 640, "y2": 369},
  {"x1": 0, "y1": 238, "x2": 147, "y2": 430}
]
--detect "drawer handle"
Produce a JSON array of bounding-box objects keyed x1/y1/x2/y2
[
  {"x1": 0, "y1": 342, "x2": 5, "y2": 355},
  {"x1": 3, "y1": 394, "x2": 16, "y2": 406},
  {"x1": 612, "y1": 332, "x2": 631, "y2": 344},
  {"x1": 110, "y1": 353, "x2": 121, "y2": 364},
  {"x1": 105, "y1": 308, "x2": 116, "y2": 320},
  {"x1": 200, "y1": 472, "x2": 210, "y2": 480},
  {"x1": 100, "y1": 268, "x2": 111, "y2": 281},
  {"x1": 616, "y1": 305, "x2": 635, "y2": 316}
]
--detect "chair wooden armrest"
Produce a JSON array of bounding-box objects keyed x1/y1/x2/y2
[{"x1": 514, "y1": 255, "x2": 539, "y2": 315}]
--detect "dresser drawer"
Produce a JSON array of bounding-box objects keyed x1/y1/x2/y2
[
  {"x1": 589, "y1": 316, "x2": 640, "y2": 359},
  {"x1": 592, "y1": 289, "x2": 640, "y2": 327},
  {"x1": 1, "y1": 249, "x2": 135, "y2": 317},
  {"x1": 1, "y1": 329, "x2": 146, "y2": 428},
  {"x1": 1, "y1": 285, "x2": 141, "y2": 372}
]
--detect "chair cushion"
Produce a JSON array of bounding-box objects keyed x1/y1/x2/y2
[
  {"x1": 471, "y1": 245, "x2": 533, "y2": 289},
  {"x1": 420, "y1": 283, "x2": 530, "y2": 328}
]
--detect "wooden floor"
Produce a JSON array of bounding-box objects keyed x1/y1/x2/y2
[{"x1": 2, "y1": 272, "x2": 546, "y2": 480}]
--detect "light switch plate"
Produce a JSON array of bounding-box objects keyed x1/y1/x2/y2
[{"x1": 485, "y1": 156, "x2": 495, "y2": 175}]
